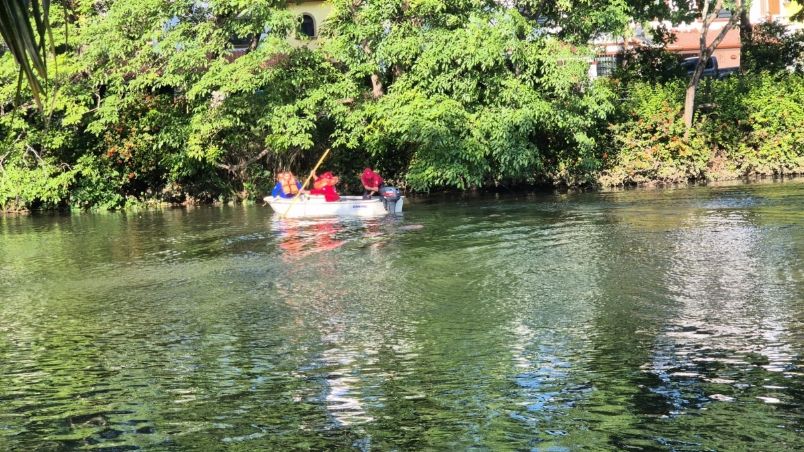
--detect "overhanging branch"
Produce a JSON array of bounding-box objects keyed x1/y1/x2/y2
[{"x1": 216, "y1": 147, "x2": 273, "y2": 173}]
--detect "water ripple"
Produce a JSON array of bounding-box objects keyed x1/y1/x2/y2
[{"x1": 1, "y1": 181, "x2": 802, "y2": 449}]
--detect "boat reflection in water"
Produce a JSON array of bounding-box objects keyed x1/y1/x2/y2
[
  {"x1": 271, "y1": 218, "x2": 348, "y2": 261},
  {"x1": 269, "y1": 216, "x2": 427, "y2": 432},
  {"x1": 270, "y1": 215, "x2": 419, "y2": 261}
]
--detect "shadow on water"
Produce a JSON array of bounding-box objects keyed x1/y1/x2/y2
[{"x1": 0, "y1": 180, "x2": 802, "y2": 450}]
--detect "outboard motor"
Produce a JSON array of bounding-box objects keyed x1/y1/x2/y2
[{"x1": 379, "y1": 186, "x2": 401, "y2": 213}]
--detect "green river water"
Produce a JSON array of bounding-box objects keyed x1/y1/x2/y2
[{"x1": 1, "y1": 181, "x2": 802, "y2": 450}]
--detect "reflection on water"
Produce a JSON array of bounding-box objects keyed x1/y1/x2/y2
[
  {"x1": 273, "y1": 219, "x2": 348, "y2": 260},
  {"x1": 0, "y1": 181, "x2": 802, "y2": 450}
]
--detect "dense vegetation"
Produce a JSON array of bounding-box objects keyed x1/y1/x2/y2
[{"x1": 1, "y1": 0, "x2": 803, "y2": 211}]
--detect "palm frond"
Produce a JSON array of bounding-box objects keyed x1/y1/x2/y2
[
  {"x1": 792, "y1": 8, "x2": 804, "y2": 23},
  {"x1": 0, "y1": 0, "x2": 51, "y2": 110}
]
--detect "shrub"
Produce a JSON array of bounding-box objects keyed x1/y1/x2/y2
[
  {"x1": 0, "y1": 159, "x2": 76, "y2": 212},
  {"x1": 736, "y1": 74, "x2": 804, "y2": 175},
  {"x1": 601, "y1": 81, "x2": 709, "y2": 186},
  {"x1": 601, "y1": 74, "x2": 804, "y2": 187}
]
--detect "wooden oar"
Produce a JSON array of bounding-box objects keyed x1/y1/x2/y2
[{"x1": 280, "y1": 148, "x2": 331, "y2": 219}]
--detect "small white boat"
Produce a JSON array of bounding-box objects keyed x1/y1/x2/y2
[{"x1": 265, "y1": 195, "x2": 404, "y2": 218}]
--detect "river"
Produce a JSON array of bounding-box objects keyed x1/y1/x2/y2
[{"x1": 1, "y1": 181, "x2": 802, "y2": 450}]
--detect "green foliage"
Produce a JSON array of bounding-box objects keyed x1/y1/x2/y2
[
  {"x1": 742, "y1": 21, "x2": 804, "y2": 74},
  {"x1": 729, "y1": 74, "x2": 804, "y2": 174},
  {"x1": 602, "y1": 74, "x2": 804, "y2": 186},
  {"x1": 611, "y1": 28, "x2": 686, "y2": 86},
  {"x1": 0, "y1": 158, "x2": 75, "y2": 211},
  {"x1": 1, "y1": 0, "x2": 802, "y2": 211},
  {"x1": 326, "y1": 2, "x2": 615, "y2": 190},
  {"x1": 69, "y1": 154, "x2": 128, "y2": 210},
  {"x1": 514, "y1": 0, "x2": 694, "y2": 43},
  {"x1": 602, "y1": 81, "x2": 710, "y2": 186},
  {"x1": 2, "y1": 0, "x2": 343, "y2": 210}
]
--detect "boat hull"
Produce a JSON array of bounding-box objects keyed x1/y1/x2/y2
[{"x1": 266, "y1": 195, "x2": 404, "y2": 218}]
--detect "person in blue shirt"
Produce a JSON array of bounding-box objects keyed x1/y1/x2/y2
[{"x1": 271, "y1": 171, "x2": 302, "y2": 198}]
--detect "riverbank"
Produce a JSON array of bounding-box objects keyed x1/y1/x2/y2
[
  {"x1": 3, "y1": 173, "x2": 801, "y2": 215},
  {"x1": 3, "y1": 58, "x2": 803, "y2": 214}
]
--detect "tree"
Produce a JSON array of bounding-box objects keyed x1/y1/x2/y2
[
  {"x1": 742, "y1": 20, "x2": 804, "y2": 73},
  {"x1": 2, "y1": 0, "x2": 346, "y2": 208},
  {"x1": 323, "y1": 0, "x2": 618, "y2": 189},
  {"x1": 77, "y1": 0, "x2": 341, "y2": 200},
  {"x1": 683, "y1": 0, "x2": 745, "y2": 129}
]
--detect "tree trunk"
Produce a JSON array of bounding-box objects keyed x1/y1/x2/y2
[
  {"x1": 739, "y1": 8, "x2": 752, "y2": 72},
  {"x1": 370, "y1": 73, "x2": 384, "y2": 98},
  {"x1": 683, "y1": 81, "x2": 699, "y2": 129},
  {"x1": 682, "y1": 0, "x2": 743, "y2": 129},
  {"x1": 249, "y1": 34, "x2": 261, "y2": 52},
  {"x1": 360, "y1": 39, "x2": 384, "y2": 99},
  {"x1": 739, "y1": 8, "x2": 752, "y2": 44}
]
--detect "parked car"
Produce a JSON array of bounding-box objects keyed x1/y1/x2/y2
[
  {"x1": 681, "y1": 56, "x2": 720, "y2": 78},
  {"x1": 681, "y1": 56, "x2": 738, "y2": 79}
]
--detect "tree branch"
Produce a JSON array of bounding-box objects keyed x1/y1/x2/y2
[
  {"x1": 0, "y1": 151, "x2": 9, "y2": 173},
  {"x1": 693, "y1": 0, "x2": 743, "y2": 82},
  {"x1": 26, "y1": 144, "x2": 44, "y2": 163},
  {"x1": 217, "y1": 148, "x2": 273, "y2": 173},
  {"x1": 684, "y1": 0, "x2": 743, "y2": 129}
]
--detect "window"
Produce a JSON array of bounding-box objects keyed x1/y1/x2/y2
[
  {"x1": 300, "y1": 14, "x2": 316, "y2": 38},
  {"x1": 595, "y1": 56, "x2": 619, "y2": 77},
  {"x1": 717, "y1": 9, "x2": 733, "y2": 19},
  {"x1": 230, "y1": 35, "x2": 252, "y2": 50},
  {"x1": 681, "y1": 56, "x2": 715, "y2": 72}
]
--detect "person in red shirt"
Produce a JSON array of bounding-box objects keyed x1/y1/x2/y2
[
  {"x1": 361, "y1": 167, "x2": 384, "y2": 199},
  {"x1": 309, "y1": 171, "x2": 341, "y2": 202}
]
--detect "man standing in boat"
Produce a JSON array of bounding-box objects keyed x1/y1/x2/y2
[{"x1": 361, "y1": 167, "x2": 384, "y2": 200}]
